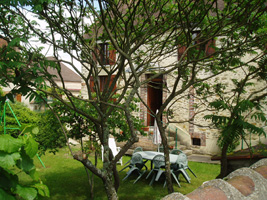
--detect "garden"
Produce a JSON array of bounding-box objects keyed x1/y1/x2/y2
[
  {"x1": 0, "y1": 100, "x2": 220, "y2": 200},
  {"x1": 32, "y1": 147, "x2": 220, "y2": 200}
]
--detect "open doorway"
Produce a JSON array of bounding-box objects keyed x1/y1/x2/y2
[{"x1": 147, "y1": 74, "x2": 163, "y2": 126}]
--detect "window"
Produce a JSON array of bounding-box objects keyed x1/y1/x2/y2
[
  {"x1": 192, "y1": 138, "x2": 201, "y2": 146},
  {"x1": 93, "y1": 43, "x2": 116, "y2": 65},
  {"x1": 99, "y1": 43, "x2": 109, "y2": 65},
  {"x1": 178, "y1": 31, "x2": 215, "y2": 60}
]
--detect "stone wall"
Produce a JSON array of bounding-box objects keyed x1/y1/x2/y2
[
  {"x1": 162, "y1": 158, "x2": 267, "y2": 200},
  {"x1": 164, "y1": 64, "x2": 267, "y2": 155},
  {"x1": 117, "y1": 134, "x2": 159, "y2": 154}
]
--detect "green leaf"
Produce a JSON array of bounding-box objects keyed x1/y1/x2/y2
[
  {"x1": 0, "y1": 152, "x2": 20, "y2": 169},
  {"x1": 16, "y1": 149, "x2": 35, "y2": 173},
  {"x1": 31, "y1": 127, "x2": 39, "y2": 135},
  {"x1": 0, "y1": 168, "x2": 18, "y2": 190},
  {"x1": 209, "y1": 100, "x2": 229, "y2": 110},
  {"x1": 8, "y1": 38, "x2": 22, "y2": 47},
  {"x1": 0, "y1": 135, "x2": 23, "y2": 154},
  {"x1": 15, "y1": 185, "x2": 37, "y2": 200},
  {"x1": 25, "y1": 137, "x2": 38, "y2": 158},
  {"x1": 0, "y1": 188, "x2": 15, "y2": 200},
  {"x1": 6, "y1": 93, "x2": 14, "y2": 103},
  {"x1": 33, "y1": 183, "x2": 50, "y2": 197},
  {"x1": 28, "y1": 168, "x2": 39, "y2": 181},
  {"x1": 21, "y1": 126, "x2": 39, "y2": 136}
]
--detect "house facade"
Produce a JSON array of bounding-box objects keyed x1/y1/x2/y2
[
  {"x1": 80, "y1": 0, "x2": 267, "y2": 155},
  {"x1": 81, "y1": 36, "x2": 267, "y2": 155}
]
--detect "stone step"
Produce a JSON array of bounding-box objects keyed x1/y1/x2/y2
[
  {"x1": 183, "y1": 149, "x2": 193, "y2": 156},
  {"x1": 191, "y1": 146, "x2": 205, "y2": 154},
  {"x1": 168, "y1": 140, "x2": 181, "y2": 147},
  {"x1": 117, "y1": 134, "x2": 194, "y2": 156},
  {"x1": 167, "y1": 136, "x2": 175, "y2": 141}
]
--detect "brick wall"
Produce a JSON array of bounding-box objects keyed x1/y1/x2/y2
[
  {"x1": 162, "y1": 158, "x2": 267, "y2": 200},
  {"x1": 140, "y1": 74, "x2": 147, "y2": 124}
]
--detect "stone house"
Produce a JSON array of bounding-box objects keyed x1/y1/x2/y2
[
  {"x1": 80, "y1": 3, "x2": 267, "y2": 155},
  {"x1": 81, "y1": 34, "x2": 267, "y2": 155}
]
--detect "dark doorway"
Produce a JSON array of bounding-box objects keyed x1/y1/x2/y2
[{"x1": 147, "y1": 75, "x2": 163, "y2": 126}]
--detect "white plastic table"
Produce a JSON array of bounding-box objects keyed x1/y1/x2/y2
[{"x1": 133, "y1": 151, "x2": 179, "y2": 169}]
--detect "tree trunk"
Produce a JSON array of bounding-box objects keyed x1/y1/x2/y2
[
  {"x1": 103, "y1": 174, "x2": 118, "y2": 200},
  {"x1": 110, "y1": 153, "x2": 120, "y2": 191},
  {"x1": 163, "y1": 142, "x2": 174, "y2": 193},
  {"x1": 217, "y1": 143, "x2": 229, "y2": 178},
  {"x1": 157, "y1": 117, "x2": 174, "y2": 193}
]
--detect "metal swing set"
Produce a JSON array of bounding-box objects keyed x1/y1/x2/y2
[{"x1": 0, "y1": 100, "x2": 45, "y2": 168}]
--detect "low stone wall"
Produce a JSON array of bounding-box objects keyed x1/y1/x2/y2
[
  {"x1": 162, "y1": 158, "x2": 267, "y2": 200},
  {"x1": 117, "y1": 135, "x2": 159, "y2": 154}
]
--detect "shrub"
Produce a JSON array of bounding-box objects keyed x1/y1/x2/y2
[
  {"x1": 36, "y1": 110, "x2": 67, "y2": 155},
  {"x1": 0, "y1": 101, "x2": 39, "y2": 137},
  {"x1": 0, "y1": 101, "x2": 66, "y2": 155}
]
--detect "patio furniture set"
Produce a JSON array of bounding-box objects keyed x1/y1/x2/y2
[{"x1": 120, "y1": 147, "x2": 197, "y2": 187}]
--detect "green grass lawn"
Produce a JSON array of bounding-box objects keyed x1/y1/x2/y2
[{"x1": 31, "y1": 147, "x2": 220, "y2": 200}]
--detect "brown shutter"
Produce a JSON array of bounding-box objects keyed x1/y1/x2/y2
[
  {"x1": 109, "y1": 49, "x2": 116, "y2": 65},
  {"x1": 16, "y1": 94, "x2": 22, "y2": 102},
  {"x1": 99, "y1": 75, "x2": 116, "y2": 92},
  {"x1": 99, "y1": 76, "x2": 106, "y2": 92},
  {"x1": 109, "y1": 75, "x2": 116, "y2": 92},
  {"x1": 110, "y1": 75, "x2": 117, "y2": 102},
  {"x1": 89, "y1": 77, "x2": 95, "y2": 92},
  {"x1": 178, "y1": 45, "x2": 187, "y2": 60},
  {"x1": 206, "y1": 39, "x2": 216, "y2": 57}
]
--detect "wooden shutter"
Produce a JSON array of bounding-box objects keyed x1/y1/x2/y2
[
  {"x1": 16, "y1": 94, "x2": 22, "y2": 102},
  {"x1": 89, "y1": 77, "x2": 95, "y2": 92},
  {"x1": 109, "y1": 75, "x2": 116, "y2": 92},
  {"x1": 99, "y1": 75, "x2": 117, "y2": 102},
  {"x1": 206, "y1": 39, "x2": 216, "y2": 56},
  {"x1": 99, "y1": 76, "x2": 106, "y2": 92},
  {"x1": 99, "y1": 75, "x2": 116, "y2": 92},
  {"x1": 178, "y1": 45, "x2": 187, "y2": 60},
  {"x1": 109, "y1": 49, "x2": 116, "y2": 65}
]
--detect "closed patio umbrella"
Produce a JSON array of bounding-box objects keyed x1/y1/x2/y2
[{"x1": 153, "y1": 110, "x2": 162, "y2": 152}]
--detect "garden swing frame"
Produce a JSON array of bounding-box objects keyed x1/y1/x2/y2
[{"x1": 0, "y1": 100, "x2": 46, "y2": 168}]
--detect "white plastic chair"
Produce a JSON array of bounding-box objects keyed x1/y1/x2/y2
[{"x1": 102, "y1": 138, "x2": 123, "y2": 165}]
